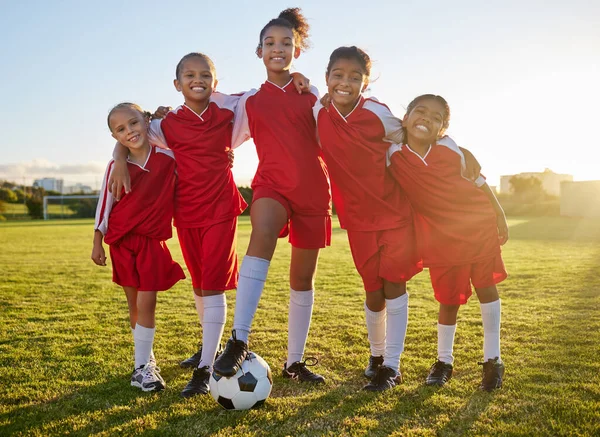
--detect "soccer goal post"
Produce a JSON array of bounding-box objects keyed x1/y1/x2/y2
[{"x1": 43, "y1": 195, "x2": 100, "y2": 220}]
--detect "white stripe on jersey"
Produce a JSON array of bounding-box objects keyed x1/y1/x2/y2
[
  {"x1": 231, "y1": 89, "x2": 259, "y2": 149},
  {"x1": 94, "y1": 160, "x2": 115, "y2": 235}
]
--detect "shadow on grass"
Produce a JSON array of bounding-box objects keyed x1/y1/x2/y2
[{"x1": 0, "y1": 220, "x2": 93, "y2": 228}]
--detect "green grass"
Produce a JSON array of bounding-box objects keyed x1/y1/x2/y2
[{"x1": 1, "y1": 216, "x2": 599, "y2": 436}]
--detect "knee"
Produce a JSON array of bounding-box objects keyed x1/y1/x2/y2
[{"x1": 290, "y1": 273, "x2": 315, "y2": 291}]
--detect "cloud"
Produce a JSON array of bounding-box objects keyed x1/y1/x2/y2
[{"x1": 0, "y1": 159, "x2": 106, "y2": 185}]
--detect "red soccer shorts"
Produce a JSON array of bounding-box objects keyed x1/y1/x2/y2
[
  {"x1": 109, "y1": 234, "x2": 185, "y2": 291},
  {"x1": 429, "y1": 254, "x2": 508, "y2": 305},
  {"x1": 347, "y1": 226, "x2": 423, "y2": 292},
  {"x1": 252, "y1": 186, "x2": 331, "y2": 250},
  {"x1": 177, "y1": 218, "x2": 239, "y2": 291}
]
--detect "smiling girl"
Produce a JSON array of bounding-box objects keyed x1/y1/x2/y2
[
  {"x1": 387, "y1": 94, "x2": 508, "y2": 391},
  {"x1": 214, "y1": 8, "x2": 330, "y2": 384}
]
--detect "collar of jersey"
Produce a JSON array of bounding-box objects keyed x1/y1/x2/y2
[
  {"x1": 126, "y1": 146, "x2": 152, "y2": 171},
  {"x1": 183, "y1": 103, "x2": 210, "y2": 121},
  {"x1": 331, "y1": 96, "x2": 364, "y2": 122},
  {"x1": 265, "y1": 78, "x2": 294, "y2": 92}
]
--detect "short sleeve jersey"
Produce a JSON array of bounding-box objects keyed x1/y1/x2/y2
[
  {"x1": 387, "y1": 141, "x2": 499, "y2": 267},
  {"x1": 154, "y1": 92, "x2": 247, "y2": 228},
  {"x1": 314, "y1": 96, "x2": 412, "y2": 231},
  {"x1": 232, "y1": 80, "x2": 330, "y2": 216},
  {"x1": 95, "y1": 147, "x2": 176, "y2": 245}
]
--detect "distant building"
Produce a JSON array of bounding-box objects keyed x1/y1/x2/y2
[
  {"x1": 499, "y1": 169, "x2": 572, "y2": 196},
  {"x1": 33, "y1": 177, "x2": 64, "y2": 193},
  {"x1": 63, "y1": 183, "x2": 93, "y2": 194},
  {"x1": 560, "y1": 181, "x2": 600, "y2": 218}
]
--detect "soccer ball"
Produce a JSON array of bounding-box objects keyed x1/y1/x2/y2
[{"x1": 209, "y1": 351, "x2": 273, "y2": 410}]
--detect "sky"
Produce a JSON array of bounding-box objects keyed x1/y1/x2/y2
[{"x1": 0, "y1": 0, "x2": 598, "y2": 189}]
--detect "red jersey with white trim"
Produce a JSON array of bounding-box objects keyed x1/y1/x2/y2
[
  {"x1": 314, "y1": 97, "x2": 412, "y2": 231},
  {"x1": 95, "y1": 147, "x2": 176, "y2": 245},
  {"x1": 387, "y1": 141, "x2": 499, "y2": 267},
  {"x1": 232, "y1": 80, "x2": 330, "y2": 215},
  {"x1": 152, "y1": 92, "x2": 247, "y2": 228}
]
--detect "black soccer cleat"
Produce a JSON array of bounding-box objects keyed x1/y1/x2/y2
[
  {"x1": 479, "y1": 357, "x2": 504, "y2": 392},
  {"x1": 425, "y1": 360, "x2": 453, "y2": 386},
  {"x1": 213, "y1": 330, "x2": 248, "y2": 377},
  {"x1": 365, "y1": 355, "x2": 384, "y2": 379},
  {"x1": 363, "y1": 365, "x2": 401, "y2": 392},
  {"x1": 180, "y1": 345, "x2": 203, "y2": 368},
  {"x1": 180, "y1": 366, "x2": 211, "y2": 398},
  {"x1": 283, "y1": 357, "x2": 325, "y2": 384},
  {"x1": 180, "y1": 344, "x2": 222, "y2": 369}
]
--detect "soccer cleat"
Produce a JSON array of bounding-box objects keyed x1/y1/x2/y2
[
  {"x1": 140, "y1": 362, "x2": 166, "y2": 392},
  {"x1": 180, "y1": 344, "x2": 223, "y2": 369},
  {"x1": 363, "y1": 365, "x2": 401, "y2": 392},
  {"x1": 283, "y1": 357, "x2": 325, "y2": 384},
  {"x1": 131, "y1": 365, "x2": 144, "y2": 388},
  {"x1": 213, "y1": 330, "x2": 248, "y2": 377},
  {"x1": 180, "y1": 365, "x2": 211, "y2": 398},
  {"x1": 479, "y1": 357, "x2": 504, "y2": 392},
  {"x1": 425, "y1": 360, "x2": 453, "y2": 386},
  {"x1": 179, "y1": 346, "x2": 203, "y2": 368},
  {"x1": 364, "y1": 355, "x2": 384, "y2": 379}
]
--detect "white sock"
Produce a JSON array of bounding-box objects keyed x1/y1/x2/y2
[
  {"x1": 364, "y1": 302, "x2": 386, "y2": 357},
  {"x1": 480, "y1": 299, "x2": 501, "y2": 361},
  {"x1": 438, "y1": 323, "x2": 457, "y2": 364},
  {"x1": 287, "y1": 289, "x2": 314, "y2": 365},
  {"x1": 132, "y1": 327, "x2": 155, "y2": 363},
  {"x1": 383, "y1": 293, "x2": 409, "y2": 372},
  {"x1": 232, "y1": 256, "x2": 270, "y2": 343},
  {"x1": 194, "y1": 293, "x2": 204, "y2": 327},
  {"x1": 134, "y1": 324, "x2": 155, "y2": 368},
  {"x1": 199, "y1": 294, "x2": 227, "y2": 370}
]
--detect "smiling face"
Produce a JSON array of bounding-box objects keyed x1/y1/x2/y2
[
  {"x1": 174, "y1": 56, "x2": 217, "y2": 107},
  {"x1": 108, "y1": 108, "x2": 149, "y2": 151},
  {"x1": 326, "y1": 57, "x2": 369, "y2": 115},
  {"x1": 403, "y1": 98, "x2": 448, "y2": 145},
  {"x1": 257, "y1": 25, "x2": 300, "y2": 73}
]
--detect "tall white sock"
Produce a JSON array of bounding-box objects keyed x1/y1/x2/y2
[
  {"x1": 132, "y1": 327, "x2": 155, "y2": 363},
  {"x1": 199, "y1": 294, "x2": 227, "y2": 370},
  {"x1": 383, "y1": 293, "x2": 409, "y2": 372},
  {"x1": 134, "y1": 324, "x2": 155, "y2": 368},
  {"x1": 287, "y1": 289, "x2": 314, "y2": 365},
  {"x1": 364, "y1": 302, "x2": 386, "y2": 357},
  {"x1": 480, "y1": 299, "x2": 501, "y2": 361},
  {"x1": 438, "y1": 323, "x2": 457, "y2": 364},
  {"x1": 232, "y1": 256, "x2": 270, "y2": 343},
  {"x1": 194, "y1": 293, "x2": 204, "y2": 327}
]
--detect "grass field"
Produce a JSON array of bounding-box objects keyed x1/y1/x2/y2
[{"x1": 1, "y1": 216, "x2": 599, "y2": 436}]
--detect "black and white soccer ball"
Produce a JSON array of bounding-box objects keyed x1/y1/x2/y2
[{"x1": 209, "y1": 351, "x2": 273, "y2": 410}]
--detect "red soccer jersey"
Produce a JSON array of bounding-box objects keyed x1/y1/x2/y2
[
  {"x1": 232, "y1": 80, "x2": 330, "y2": 215},
  {"x1": 387, "y1": 141, "x2": 499, "y2": 267},
  {"x1": 314, "y1": 97, "x2": 412, "y2": 231},
  {"x1": 95, "y1": 147, "x2": 177, "y2": 245},
  {"x1": 151, "y1": 92, "x2": 247, "y2": 228}
]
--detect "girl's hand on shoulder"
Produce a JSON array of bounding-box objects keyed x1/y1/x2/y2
[
  {"x1": 153, "y1": 106, "x2": 172, "y2": 120},
  {"x1": 91, "y1": 244, "x2": 107, "y2": 266},
  {"x1": 108, "y1": 161, "x2": 131, "y2": 200},
  {"x1": 320, "y1": 93, "x2": 331, "y2": 109},
  {"x1": 290, "y1": 72, "x2": 311, "y2": 94},
  {"x1": 459, "y1": 147, "x2": 481, "y2": 181},
  {"x1": 497, "y1": 214, "x2": 509, "y2": 246}
]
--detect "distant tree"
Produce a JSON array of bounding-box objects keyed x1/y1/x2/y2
[
  {"x1": 509, "y1": 176, "x2": 546, "y2": 201},
  {"x1": 0, "y1": 188, "x2": 18, "y2": 203},
  {"x1": 25, "y1": 187, "x2": 44, "y2": 219},
  {"x1": 238, "y1": 186, "x2": 253, "y2": 215},
  {"x1": 13, "y1": 189, "x2": 26, "y2": 203},
  {"x1": 0, "y1": 200, "x2": 5, "y2": 221}
]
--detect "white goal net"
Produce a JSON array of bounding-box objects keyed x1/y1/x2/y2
[{"x1": 43, "y1": 195, "x2": 99, "y2": 220}]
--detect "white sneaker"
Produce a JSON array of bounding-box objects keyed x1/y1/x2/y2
[
  {"x1": 131, "y1": 366, "x2": 144, "y2": 388},
  {"x1": 140, "y1": 362, "x2": 165, "y2": 392}
]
